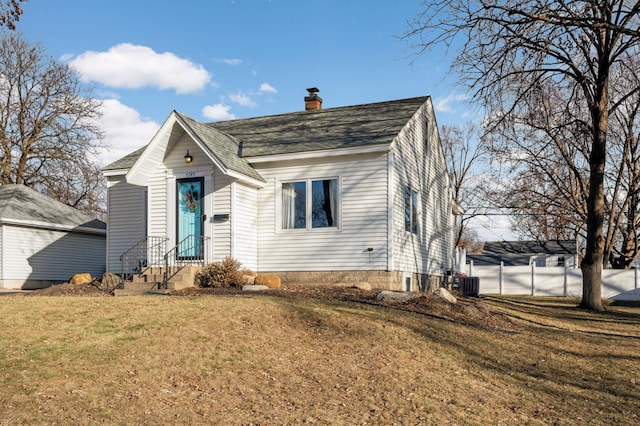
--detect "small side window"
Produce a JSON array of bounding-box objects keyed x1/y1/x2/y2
[{"x1": 404, "y1": 186, "x2": 419, "y2": 235}]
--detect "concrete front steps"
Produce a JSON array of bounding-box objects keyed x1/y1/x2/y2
[{"x1": 114, "y1": 265, "x2": 201, "y2": 296}]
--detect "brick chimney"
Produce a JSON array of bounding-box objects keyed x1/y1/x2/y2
[{"x1": 304, "y1": 87, "x2": 322, "y2": 110}]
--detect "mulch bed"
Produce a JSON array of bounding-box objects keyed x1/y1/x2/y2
[{"x1": 20, "y1": 282, "x2": 519, "y2": 332}]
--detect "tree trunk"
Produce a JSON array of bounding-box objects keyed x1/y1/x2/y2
[
  {"x1": 581, "y1": 157, "x2": 605, "y2": 310},
  {"x1": 580, "y1": 87, "x2": 608, "y2": 311}
]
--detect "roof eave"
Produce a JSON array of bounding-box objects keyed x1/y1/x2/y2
[
  {"x1": 126, "y1": 111, "x2": 179, "y2": 186},
  {"x1": 0, "y1": 217, "x2": 107, "y2": 235},
  {"x1": 103, "y1": 168, "x2": 129, "y2": 177}
]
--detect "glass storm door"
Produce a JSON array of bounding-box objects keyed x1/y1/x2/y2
[{"x1": 177, "y1": 177, "x2": 203, "y2": 259}]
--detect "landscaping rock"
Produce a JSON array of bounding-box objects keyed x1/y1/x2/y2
[
  {"x1": 475, "y1": 302, "x2": 490, "y2": 315},
  {"x1": 255, "y1": 273, "x2": 281, "y2": 288},
  {"x1": 99, "y1": 272, "x2": 121, "y2": 291},
  {"x1": 69, "y1": 273, "x2": 92, "y2": 285},
  {"x1": 434, "y1": 287, "x2": 457, "y2": 304},
  {"x1": 376, "y1": 291, "x2": 419, "y2": 302},
  {"x1": 462, "y1": 304, "x2": 482, "y2": 318},
  {"x1": 242, "y1": 284, "x2": 270, "y2": 291}
]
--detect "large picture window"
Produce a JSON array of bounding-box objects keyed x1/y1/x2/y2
[
  {"x1": 404, "y1": 185, "x2": 419, "y2": 235},
  {"x1": 282, "y1": 178, "x2": 338, "y2": 230}
]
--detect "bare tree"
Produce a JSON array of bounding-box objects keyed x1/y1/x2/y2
[
  {"x1": 0, "y1": 32, "x2": 105, "y2": 217},
  {"x1": 488, "y1": 61, "x2": 640, "y2": 269},
  {"x1": 406, "y1": 0, "x2": 640, "y2": 311},
  {"x1": 0, "y1": 0, "x2": 25, "y2": 30},
  {"x1": 440, "y1": 121, "x2": 488, "y2": 248}
]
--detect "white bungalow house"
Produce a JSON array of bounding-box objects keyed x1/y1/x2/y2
[{"x1": 103, "y1": 90, "x2": 456, "y2": 291}]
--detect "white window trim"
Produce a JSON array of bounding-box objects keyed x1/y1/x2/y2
[{"x1": 277, "y1": 176, "x2": 341, "y2": 233}]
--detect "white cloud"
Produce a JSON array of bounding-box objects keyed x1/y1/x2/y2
[
  {"x1": 434, "y1": 93, "x2": 469, "y2": 113},
  {"x1": 95, "y1": 99, "x2": 160, "y2": 166},
  {"x1": 229, "y1": 92, "x2": 257, "y2": 107},
  {"x1": 202, "y1": 103, "x2": 236, "y2": 121},
  {"x1": 259, "y1": 82, "x2": 277, "y2": 93},
  {"x1": 220, "y1": 58, "x2": 242, "y2": 65},
  {"x1": 68, "y1": 43, "x2": 211, "y2": 94}
]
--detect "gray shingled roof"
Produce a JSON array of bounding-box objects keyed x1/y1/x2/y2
[
  {"x1": 175, "y1": 112, "x2": 264, "y2": 182},
  {"x1": 212, "y1": 96, "x2": 429, "y2": 157},
  {"x1": 103, "y1": 96, "x2": 429, "y2": 173},
  {"x1": 0, "y1": 184, "x2": 106, "y2": 230},
  {"x1": 468, "y1": 240, "x2": 577, "y2": 266},
  {"x1": 103, "y1": 144, "x2": 147, "y2": 171}
]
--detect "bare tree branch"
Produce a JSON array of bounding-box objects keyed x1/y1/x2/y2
[{"x1": 0, "y1": 32, "x2": 105, "y2": 218}]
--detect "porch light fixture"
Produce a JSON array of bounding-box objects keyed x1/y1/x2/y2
[{"x1": 184, "y1": 150, "x2": 193, "y2": 164}]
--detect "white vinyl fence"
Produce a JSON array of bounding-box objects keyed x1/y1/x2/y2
[{"x1": 464, "y1": 262, "x2": 640, "y2": 301}]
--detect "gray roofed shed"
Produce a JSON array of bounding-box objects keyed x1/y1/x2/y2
[
  {"x1": 0, "y1": 184, "x2": 106, "y2": 289},
  {"x1": 0, "y1": 184, "x2": 105, "y2": 231},
  {"x1": 467, "y1": 240, "x2": 578, "y2": 266}
]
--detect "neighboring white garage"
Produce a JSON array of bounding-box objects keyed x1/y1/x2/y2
[{"x1": 0, "y1": 184, "x2": 106, "y2": 289}]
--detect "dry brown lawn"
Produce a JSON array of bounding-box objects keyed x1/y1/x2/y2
[{"x1": 0, "y1": 287, "x2": 639, "y2": 425}]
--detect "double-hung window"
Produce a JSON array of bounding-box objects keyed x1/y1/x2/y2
[
  {"x1": 282, "y1": 178, "x2": 338, "y2": 230},
  {"x1": 404, "y1": 185, "x2": 419, "y2": 235}
]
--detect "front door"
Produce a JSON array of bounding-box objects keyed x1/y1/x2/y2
[{"x1": 177, "y1": 177, "x2": 204, "y2": 259}]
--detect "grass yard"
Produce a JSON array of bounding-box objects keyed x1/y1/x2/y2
[{"x1": 0, "y1": 291, "x2": 638, "y2": 425}]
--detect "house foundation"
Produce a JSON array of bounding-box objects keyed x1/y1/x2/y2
[{"x1": 264, "y1": 270, "x2": 442, "y2": 293}]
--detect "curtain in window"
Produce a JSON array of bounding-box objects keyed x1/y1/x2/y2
[
  {"x1": 282, "y1": 182, "x2": 296, "y2": 229},
  {"x1": 283, "y1": 181, "x2": 306, "y2": 229}
]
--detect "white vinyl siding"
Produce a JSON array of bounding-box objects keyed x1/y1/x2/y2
[
  {"x1": 233, "y1": 182, "x2": 258, "y2": 271},
  {"x1": 392, "y1": 99, "x2": 454, "y2": 277},
  {"x1": 3, "y1": 225, "x2": 105, "y2": 281},
  {"x1": 147, "y1": 168, "x2": 168, "y2": 239},
  {"x1": 106, "y1": 177, "x2": 147, "y2": 272},
  {"x1": 212, "y1": 170, "x2": 232, "y2": 261},
  {"x1": 255, "y1": 153, "x2": 388, "y2": 271}
]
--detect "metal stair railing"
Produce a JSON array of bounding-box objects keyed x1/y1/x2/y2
[
  {"x1": 162, "y1": 235, "x2": 209, "y2": 289},
  {"x1": 120, "y1": 236, "x2": 168, "y2": 286}
]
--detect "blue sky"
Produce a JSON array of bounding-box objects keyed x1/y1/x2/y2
[
  {"x1": 15, "y1": 0, "x2": 512, "y2": 240},
  {"x1": 17, "y1": 1, "x2": 473, "y2": 162}
]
